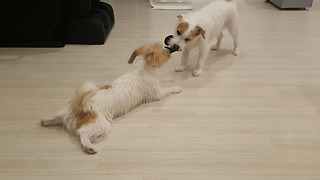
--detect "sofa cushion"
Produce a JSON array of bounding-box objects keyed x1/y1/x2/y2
[
  {"x1": 0, "y1": 0, "x2": 61, "y2": 41},
  {"x1": 59, "y1": 1, "x2": 114, "y2": 44},
  {"x1": 61, "y1": 0, "x2": 92, "y2": 19}
]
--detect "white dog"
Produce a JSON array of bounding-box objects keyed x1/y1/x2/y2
[
  {"x1": 41, "y1": 43, "x2": 182, "y2": 154},
  {"x1": 165, "y1": 0, "x2": 240, "y2": 76}
]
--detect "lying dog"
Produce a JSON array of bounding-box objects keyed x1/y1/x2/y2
[
  {"x1": 165, "y1": 0, "x2": 240, "y2": 76},
  {"x1": 41, "y1": 43, "x2": 182, "y2": 154}
]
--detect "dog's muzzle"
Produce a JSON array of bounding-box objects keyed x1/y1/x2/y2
[{"x1": 164, "y1": 35, "x2": 179, "y2": 54}]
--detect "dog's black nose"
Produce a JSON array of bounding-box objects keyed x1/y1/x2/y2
[
  {"x1": 164, "y1": 35, "x2": 173, "y2": 46},
  {"x1": 173, "y1": 44, "x2": 179, "y2": 50}
]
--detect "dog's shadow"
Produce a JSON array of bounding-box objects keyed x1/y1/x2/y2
[
  {"x1": 168, "y1": 48, "x2": 240, "y2": 88},
  {"x1": 111, "y1": 98, "x2": 174, "y2": 125}
]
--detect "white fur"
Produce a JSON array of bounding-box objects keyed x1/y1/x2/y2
[
  {"x1": 169, "y1": 0, "x2": 239, "y2": 76},
  {"x1": 41, "y1": 53, "x2": 182, "y2": 154}
]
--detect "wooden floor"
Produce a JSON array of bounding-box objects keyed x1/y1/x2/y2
[{"x1": 1, "y1": 0, "x2": 320, "y2": 179}]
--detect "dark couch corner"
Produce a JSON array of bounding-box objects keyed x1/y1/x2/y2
[{"x1": 0, "y1": 0, "x2": 115, "y2": 47}]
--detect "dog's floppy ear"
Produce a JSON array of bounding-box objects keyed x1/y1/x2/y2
[
  {"x1": 195, "y1": 26, "x2": 206, "y2": 39},
  {"x1": 146, "y1": 52, "x2": 157, "y2": 67},
  {"x1": 177, "y1": 14, "x2": 185, "y2": 22},
  {"x1": 128, "y1": 48, "x2": 139, "y2": 64},
  {"x1": 128, "y1": 46, "x2": 146, "y2": 64}
]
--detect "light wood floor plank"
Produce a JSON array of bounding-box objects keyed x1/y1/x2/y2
[{"x1": 1, "y1": 0, "x2": 320, "y2": 179}]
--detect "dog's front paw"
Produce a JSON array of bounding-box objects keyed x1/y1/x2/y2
[
  {"x1": 171, "y1": 86, "x2": 182, "y2": 94},
  {"x1": 84, "y1": 146, "x2": 97, "y2": 154},
  {"x1": 174, "y1": 65, "x2": 186, "y2": 72},
  {"x1": 233, "y1": 48, "x2": 240, "y2": 56},
  {"x1": 41, "y1": 119, "x2": 47, "y2": 127},
  {"x1": 211, "y1": 44, "x2": 220, "y2": 50},
  {"x1": 193, "y1": 68, "x2": 203, "y2": 77}
]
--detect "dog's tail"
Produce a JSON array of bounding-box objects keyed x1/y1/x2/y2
[
  {"x1": 77, "y1": 82, "x2": 98, "y2": 94},
  {"x1": 70, "y1": 82, "x2": 98, "y2": 113},
  {"x1": 69, "y1": 82, "x2": 99, "y2": 128}
]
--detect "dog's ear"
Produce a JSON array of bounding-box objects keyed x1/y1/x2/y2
[
  {"x1": 177, "y1": 14, "x2": 185, "y2": 22},
  {"x1": 145, "y1": 49, "x2": 170, "y2": 68},
  {"x1": 195, "y1": 26, "x2": 206, "y2": 39},
  {"x1": 128, "y1": 46, "x2": 146, "y2": 64},
  {"x1": 128, "y1": 48, "x2": 139, "y2": 64},
  {"x1": 145, "y1": 52, "x2": 157, "y2": 67}
]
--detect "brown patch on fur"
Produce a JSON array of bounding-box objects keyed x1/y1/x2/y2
[
  {"x1": 100, "y1": 85, "x2": 112, "y2": 90},
  {"x1": 128, "y1": 43, "x2": 170, "y2": 68},
  {"x1": 69, "y1": 90, "x2": 98, "y2": 129},
  {"x1": 177, "y1": 22, "x2": 189, "y2": 36},
  {"x1": 187, "y1": 26, "x2": 206, "y2": 40}
]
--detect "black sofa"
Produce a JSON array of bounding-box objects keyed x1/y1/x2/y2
[{"x1": 0, "y1": 0, "x2": 114, "y2": 47}]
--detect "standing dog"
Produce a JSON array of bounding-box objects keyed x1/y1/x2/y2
[
  {"x1": 41, "y1": 43, "x2": 182, "y2": 154},
  {"x1": 165, "y1": 0, "x2": 240, "y2": 76}
]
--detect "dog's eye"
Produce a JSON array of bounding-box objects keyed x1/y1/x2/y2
[
  {"x1": 177, "y1": 30, "x2": 181, "y2": 36},
  {"x1": 184, "y1": 38, "x2": 191, "y2": 42}
]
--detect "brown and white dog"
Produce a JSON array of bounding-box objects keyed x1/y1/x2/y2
[
  {"x1": 165, "y1": 0, "x2": 240, "y2": 76},
  {"x1": 41, "y1": 43, "x2": 182, "y2": 154}
]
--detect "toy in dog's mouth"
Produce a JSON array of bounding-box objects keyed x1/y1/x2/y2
[{"x1": 164, "y1": 35, "x2": 180, "y2": 54}]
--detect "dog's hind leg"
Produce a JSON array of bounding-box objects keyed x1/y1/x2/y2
[
  {"x1": 77, "y1": 114, "x2": 111, "y2": 154},
  {"x1": 41, "y1": 107, "x2": 67, "y2": 127},
  {"x1": 211, "y1": 32, "x2": 224, "y2": 50},
  {"x1": 79, "y1": 131, "x2": 97, "y2": 154}
]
